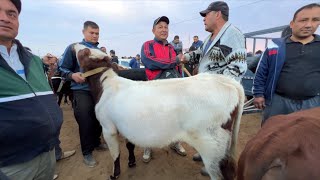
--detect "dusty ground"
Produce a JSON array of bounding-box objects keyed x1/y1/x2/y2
[{"x1": 55, "y1": 104, "x2": 261, "y2": 180}]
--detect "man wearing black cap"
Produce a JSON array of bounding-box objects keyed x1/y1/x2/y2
[
  {"x1": 181, "y1": 1, "x2": 246, "y2": 80},
  {"x1": 0, "y1": 0, "x2": 63, "y2": 179},
  {"x1": 140, "y1": 16, "x2": 187, "y2": 163},
  {"x1": 180, "y1": 1, "x2": 247, "y2": 177}
]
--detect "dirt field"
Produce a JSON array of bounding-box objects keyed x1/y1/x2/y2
[{"x1": 55, "y1": 104, "x2": 261, "y2": 180}]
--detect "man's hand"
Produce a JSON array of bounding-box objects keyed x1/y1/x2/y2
[
  {"x1": 42, "y1": 53, "x2": 58, "y2": 66},
  {"x1": 192, "y1": 65, "x2": 199, "y2": 75},
  {"x1": 253, "y1": 97, "x2": 266, "y2": 109},
  {"x1": 72, "y1": 72, "x2": 86, "y2": 83}
]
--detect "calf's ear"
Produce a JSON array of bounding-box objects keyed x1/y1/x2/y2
[{"x1": 77, "y1": 48, "x2": 91, "y2": 61}]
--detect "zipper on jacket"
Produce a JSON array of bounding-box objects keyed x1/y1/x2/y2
[
  {"x1": 270, "y1": 43, "x2": 281, "y2": 105},
  {"x1": 25, "y1": 80, "x2": 37, "y2": 96}
]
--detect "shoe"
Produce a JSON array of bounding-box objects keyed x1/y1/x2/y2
[
  {"x1": 200, "y1": 166, "x2": 209, "y2": 176},
  {"x1": 170, "y1": 142, "x2": 187, "y2": 156},
  {"x1": 57, "y1": 150, "x2": 76, "y2": 161},
  {"x1": 53, "y1": 174, "x2": 58, "y2": 180},
  {"x1": 142, "y1": 148, "x2": 152, "y2": 163},
  {"x1": 192, "y1": 153, "x2": 202, "y2": 162},
  {"x1": 83, "y1": 154, "x2": 97, "y2": 168},
  {"x1": 95, "y1": 143, "x2": 108, "y2": 151}
]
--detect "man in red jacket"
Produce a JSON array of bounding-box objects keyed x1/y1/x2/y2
[{"x1": 140, "y1": 16, "x2": 186, "y2": 163}]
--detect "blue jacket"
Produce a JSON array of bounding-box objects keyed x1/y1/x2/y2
[
  {"x1": 59, "y1": 39, "x2": 100, "y2": 91},
  {"x1": 253, "y1": 38, "x2": 286, "y2": 105},
  {"x1": 0, "y1": 40, "x2": 62, "y2": 167},
  {"x1": 129, "y1": 58, "x2": 140, "y2": 69},
  {"x1": 191, "y1": 40, "x2": 203, "y2": 49}
]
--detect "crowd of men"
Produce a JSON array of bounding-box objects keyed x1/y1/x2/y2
[{"x1": 0, "y1": 0, "x2": 319, "y2": 179}]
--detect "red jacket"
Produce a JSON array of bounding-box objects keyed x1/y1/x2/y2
[{"x1": 141, "y1": 38, "x2": 179, "y2": 80}]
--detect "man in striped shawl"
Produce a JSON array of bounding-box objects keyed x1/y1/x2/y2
[{"x1": 180, "y1": 0, "x2": 247, "y2": 176}]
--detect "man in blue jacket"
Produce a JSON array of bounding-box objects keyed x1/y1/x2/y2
[
  {"x1": 253, "y1": 3, "x2": 320, "y2": 124},
  {"x1": 129, "y1": 54, "x2": 141, "y2": 69},
  {"x1": 191, "y1": 35, "x2": 203, "y2": 49},
  {"x1": 0, "y1": 0, "x2": 62, "y2": 179},
  {"x1": 59, "y1": 21, "x2": 108, "y2": 168}
]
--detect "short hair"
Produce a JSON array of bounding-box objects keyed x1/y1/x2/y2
[
  {"x1": 293, "y1": 3, "x2": 320, "y2": 21},
  {"x1": 83, "y1": 21, "x2": 99, "y2": 30},
  {"x1": 174, "y1": 35, "x2": 179, "y2": 40},
  {"x1": 221, "y1": 13, "x2": 228, "y2": 21},
  {"x1": 193, "y1": 36, "x2": 199, "y2": 38}
]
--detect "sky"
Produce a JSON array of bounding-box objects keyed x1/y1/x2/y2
[{"x1": 17, "y1": 0, "x2": 319, "y2": 57}]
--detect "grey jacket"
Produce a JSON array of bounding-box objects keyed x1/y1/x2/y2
[
  {"x1": 170, "y1": 40, "x2": 183, "y2": 54},
  {"x1": 184, "y1": 22, "x2": 247, "y2": 81}
]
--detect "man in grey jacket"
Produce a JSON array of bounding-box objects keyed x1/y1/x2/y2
[
  {"x1": 170, "y1": 35, "x2": 183, "y2": 54},
  {"x1": 181, "y1": 1, "x2": 247, "y2": 81},
  {"x1": 180, "y1": 1, "x2": 247, "y2": 176}
]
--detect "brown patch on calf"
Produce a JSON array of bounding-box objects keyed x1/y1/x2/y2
[
  {"x1": 87, "y1": 69, "x2": 107, "y2": 104},
  {"x1": 221, "y1": 105, "x2": 238, "y2": 132},
  {"x1": 77, "y1": 47, "x2": 112, "y2": 104},
  {"x1": 219, "y1": 105, "x2": 239, "y2": 180}
]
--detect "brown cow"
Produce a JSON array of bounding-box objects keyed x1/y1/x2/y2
[{"x1": 238, "y1": 107, "x2": 320, "y2": 180}]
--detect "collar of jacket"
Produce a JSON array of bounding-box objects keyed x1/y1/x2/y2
[
  {"x1": 153, "y1": 38, "x2": 169, "y2": 46},
  {"x1": 285, "y1": 34, "x2": 320, "y2": 44},
  {"x1": 0, "y1": 39, "x2": 33, "y2": 77},
  {"x1": 81, "y1": 39, "x2": 99, "y2": 48}
]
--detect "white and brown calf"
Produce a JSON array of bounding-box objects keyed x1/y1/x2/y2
[{"x1": 75, "y1": 44, "x2": 245, "y2": 180}]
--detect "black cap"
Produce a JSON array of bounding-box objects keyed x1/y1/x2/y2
[
  {"x1": 153, "y1": 16, "x2": 169, "y2": 27},
  {"x1": 10, "y1": 0, "x2": 21, "y2": 14},
  {"x1": 200, "y1": 1, "x2": 229, "y2": 17},
  {"x1": 110, "y1": 50, "x2": 115, "y2": 54}
]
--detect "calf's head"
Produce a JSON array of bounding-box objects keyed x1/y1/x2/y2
[{"x1": 74, "y1": 44, "x2": 112, "y2": 72}]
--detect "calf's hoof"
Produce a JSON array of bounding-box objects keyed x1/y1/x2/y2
[
  {"x1": 128, "y1": 156, "x2": 136, "y2": 168},
  {"x1": 109, "y1": 175, "x2": 119, "y2": 180},
  {"x1": 128, "y1": 162, "x2": 136, "y2": 168},
  {"x1": 128, "y1": 161, "x2": 136, "y2": 168},
  {"x1": 109, "y1": 169, "x2": 120, "y2": 180}
]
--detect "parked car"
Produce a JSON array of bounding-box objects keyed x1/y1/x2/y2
[{"x1": 118, "y1": 58, "x2": 131, "y2": 69}]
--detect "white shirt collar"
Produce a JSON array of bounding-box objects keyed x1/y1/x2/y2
[{"x1": 0, "y1": 43, "x2": 18, "y2": 57}]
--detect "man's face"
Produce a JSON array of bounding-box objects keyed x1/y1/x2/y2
[
  {"x1": 83, "y1": 26, "x2": 99, "y2": 44},
  {"x1": 203, "y1": 11, "x2": 218, "y2": 32},
  {"x1": 0, "y1": 0, "x2": 19, "y2": 42},
  {"x1": 173, "y1": 38, "x2": 179, "y2": 43},
  {"x1": 136, "y1": 55, "x2": 140, "y2": 60},
  {"x1": 152, "y1": 21, "x2": 169, "y2": 41},
  {"x1": 193, "y1": 37, "x2": 199, "y2": 42},
  {"x1": 290, "y1": 7, "x2": 320, "y2": 39}
]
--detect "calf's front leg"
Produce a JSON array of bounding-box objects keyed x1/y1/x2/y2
[{"x1": 102, "y1": 129, "x2": 121, "y2": 180}]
